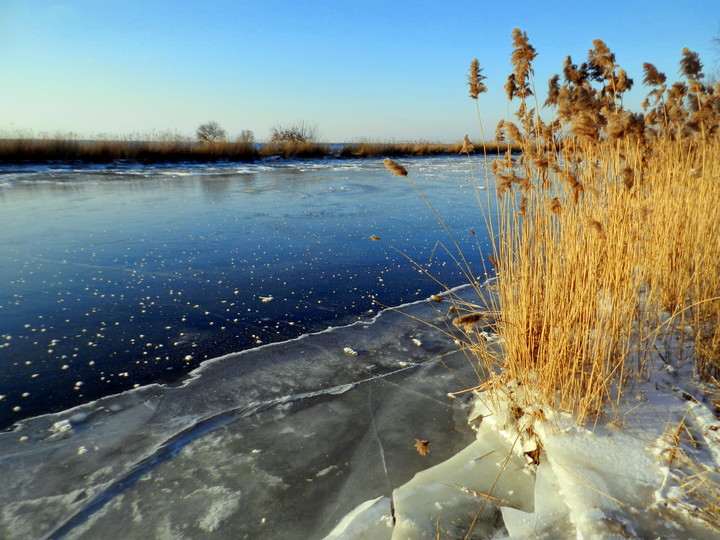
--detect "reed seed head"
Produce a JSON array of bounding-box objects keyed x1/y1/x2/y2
[
  {"x1": 642, "y1": 63, "x2": 666, "y2": 87},
  {"x1": 510, "y1": 28, "x2": 537, "y2": 98},
  {"x1": 545, "y1": 74, "x2": 560, "y2": 107},
  {"x1": 467, "y1": 59, "x2": 487, "y2": 99},
  {"x1": 504, "y1": 74, "x2": 518, "y2": 101},
  {"x1": 585, "y1": 216, "x2": 604, "y2": 235},
  {"x1": 679, "y1": 48, "x2": 703, "y2": 81},
  {"x1": 460, "y1": 134, "x2": 475, "y2": 154},
  {"x1": 383, "y1": 158, "x2": 408, "y2": 177},
  {"x1": 549, "y1": 197, "x2": 562, "y2": 214},
  {"x1": 453, "y1": 313, "x2": 486, "y2": 330},
  {"x1": 414, "y1": 439, "x2": 430, "y2": 456}
]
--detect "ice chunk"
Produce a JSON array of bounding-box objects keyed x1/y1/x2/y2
[{"x1": 323, "y1": 496, "x2": 393, "y2": 539}]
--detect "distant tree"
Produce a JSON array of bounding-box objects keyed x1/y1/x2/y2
[
  {"x1": 196, "y1": 121, "x2": 227, "y2": 143},
  {"x1": 269, "y1": 121, "x2": 318, "y2": 143},
  {"x1": 236, "y1": 130, "x2": 255, "y2": 144}
]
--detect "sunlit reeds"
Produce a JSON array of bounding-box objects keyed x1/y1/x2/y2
[
  {"x1": 455, "y1": 29, "x2": 720, "y2": 423},
  {"x1": 0, "y1": 135, "x2": 524, "y2": 163},
  {"x1": 339, "y1": 140, "x2": 521, "y2": 158},
  {"x1": 0, "y1": 136, "x2": 258, "y2": 163}
]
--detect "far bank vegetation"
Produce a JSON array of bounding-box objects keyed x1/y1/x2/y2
[{"x1": 0, "y1": 119, "x2": 520, "y2": 163}]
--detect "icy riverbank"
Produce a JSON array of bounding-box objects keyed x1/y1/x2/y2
[
  {"x1": 2, "y1": 281, "x2": 718, "y2": 539},
  {"x1": 327, "y1": 346, "x2": 720, "y2": 539}
]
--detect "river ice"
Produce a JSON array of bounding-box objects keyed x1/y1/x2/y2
[
  {"x1": 0, "y1": 286, "x2": 495, "y2": 539},
  {"x1": 0, "y1": 156, "x2": 496, "y2": 427}
]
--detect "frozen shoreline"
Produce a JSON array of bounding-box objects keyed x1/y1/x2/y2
[
  {"x1": 327, "y1": 336, "x2": 720, "y2": 539},
  {"x1": 3, "y1": 279, "x2": 718, "y2": 539}
]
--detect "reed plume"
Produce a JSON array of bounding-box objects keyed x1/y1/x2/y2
[
  {"x1": 509, "y1": 28, "x2": 537, "y2": 99},
  {"x1": 467, "y1": 59, "x2": 487, "y2": 99},
  {"x1": 460, "y1": 134, "x2": 475, "y2": 154},
  {"x1": 383, "y1": 158, "x2": 408, "y2": 176},
  {"x1": 679, "y1": 47, "x2": 703, "y2": 81},
  {"x1": 453, "y1": 313, "x2": 486, "y2": 329}
]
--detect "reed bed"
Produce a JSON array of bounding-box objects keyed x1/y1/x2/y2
[
  {"x1": 0, "y1": 135, "x2": 520, "y2": 163},
  {"x1": 0, "y1": 137, "x2": 258, "y2": 163},
  {"x1": 469, "y1": 31, "x2": 720, "y2": 423},
  {"x1": 390, "y1": 30, "x2": 719, "y2": 425},
  {"x1": 340, "y1": 140, "x2": 520, "y2": 158},
  {"x1": 258, "y1": 140, "x2": 331, "y2": 158}
]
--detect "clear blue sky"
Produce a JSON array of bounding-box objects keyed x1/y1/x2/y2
[{"x1": 1, "y1": 1, "x2": 718, "y2": 142}]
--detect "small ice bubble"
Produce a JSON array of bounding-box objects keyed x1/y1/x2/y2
[
  {"x1": 251, "y1": 449, "x2": 262, "y2": 454},
  {"x1": 343, "y1": 347, "x2": 358, "y2": 356},
  {"x1": 411, "y1": 338, "x2": 422, "y2": 347},
  {"x1": 259, "y1": 296, "x2": 273, "y2": 303},
  {"x1": 77, "y1": 446, "x2": 88, "y2": 455},
  {"x1": 12, "y1": 406, "x2": 21, "y2": 412},
  {"x1": 19, "y1": 436, "x2": 28, "y2": 442}
]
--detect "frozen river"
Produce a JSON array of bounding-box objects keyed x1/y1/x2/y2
[
  {"x1": 0, "y1": 155, "x2": 496, "y2": 430},
  {"x1": 0, "y1": 155, "x2": 502, "y2": 538}
]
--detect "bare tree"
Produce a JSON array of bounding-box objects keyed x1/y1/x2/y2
[
  {"x1": 236, "y1": 130, "x2": 255, "y2": 144},
  {"x1": 269, "y1": 121, "x2": 319, "y2": 143},
  {"x1": 196, "y1": 121, "x2": 227, "y2": 143}
]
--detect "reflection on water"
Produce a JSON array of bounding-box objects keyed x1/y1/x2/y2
[{"x1": 0, "y1": 156, "x2": 497, "y2": 428}]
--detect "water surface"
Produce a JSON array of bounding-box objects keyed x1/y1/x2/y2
[{"x1": 0, "y1": 155, "x2": 497, "y2": 428}]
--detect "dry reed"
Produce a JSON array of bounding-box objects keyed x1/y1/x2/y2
[{"x1": 456, "y1": 29, "x2": 720, "y2": 425}]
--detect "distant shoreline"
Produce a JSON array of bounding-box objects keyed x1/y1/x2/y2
[{"x1": 0, "y1": 138, "x2": 522, "y2": 164}]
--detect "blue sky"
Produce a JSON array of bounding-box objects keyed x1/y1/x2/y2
[{"x1": 1, "y1": 1, "x2": 718, "y2": 142}]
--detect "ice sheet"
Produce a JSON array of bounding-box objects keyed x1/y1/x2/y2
[{"x1": 0, "y1": 287, "x2": 491, "y2": 539}]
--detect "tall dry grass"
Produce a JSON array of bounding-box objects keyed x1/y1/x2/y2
[
  {"x1": 0, "y1": 137, "x2": 258, "y2": 163},
  {"x1": 0, "y1": 135, "x2": 520, "y2": 162},
  {"x1": 340, "y1": 139, "x2": 521, "y2": 158},
  {"x1": 450, "y1": 31, "x2": 720, "y2": 423}
]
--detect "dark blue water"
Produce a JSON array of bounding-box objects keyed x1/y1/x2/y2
[{"x1": 0, "y1": 156, "x2": 497, "y2": 429}]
